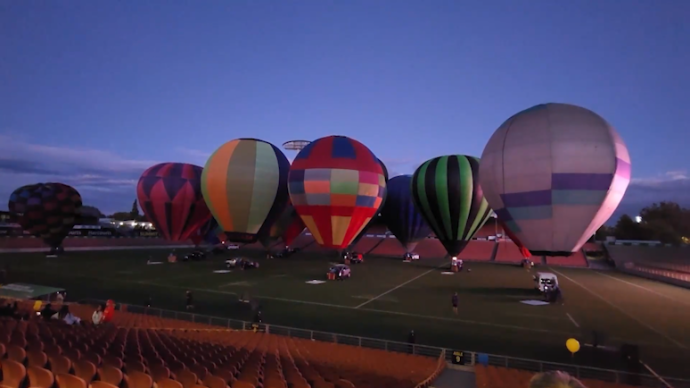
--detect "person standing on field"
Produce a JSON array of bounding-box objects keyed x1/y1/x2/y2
[{"x1": 452, "y1": 292, "x2": 459, "y2": 314}]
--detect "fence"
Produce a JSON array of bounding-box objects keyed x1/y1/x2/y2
[{"x1": 81, "y1": 299, "x2": 690, "y2": 388}]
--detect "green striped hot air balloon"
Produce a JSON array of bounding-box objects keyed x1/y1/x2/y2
[{"x1": 411, "y1": 155, "x2": 493, "y2": 257}]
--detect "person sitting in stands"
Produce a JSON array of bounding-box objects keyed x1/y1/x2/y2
[
  {"x1": 54, "y1": 305, "x2": 81, "y2": 325},
  {"x1": 92, "y1": 305, "x2": 104, "y2": 325},
  {"x1": 529, "y1": 371, "x2": 586, "y2": 388},
  {"x1": 40, "y1": 303, "x2": 57, "y2": 321}
]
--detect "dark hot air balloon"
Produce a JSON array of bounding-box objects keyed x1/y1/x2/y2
[
  {"x1": 289, "y1": 135, "x2": 386, "y2": 250},
  {"x1": 201, "y1": 139, "x2": 290, "y2": 243},
  {"x1": 381, "y1": 175, "x2": 431, "y2": 252},
  {"x1": 257, "y1": 201, "x2": 305, "y2": 250},
  {"x1": 412, "y1": 155, "x2": 492, "y2": 258},
  {"x1": 8, "y1": 182, "x2": 83, "y2": 252},
  {"x1": 190, "y1": 218, "x2": 221, "y2": 246},
  {"x1": 479, "y1": 103, "x2": 631, "y2": 256},
  {"x1": 137, "y1": 163, "x2": 211, "y2": 241}
]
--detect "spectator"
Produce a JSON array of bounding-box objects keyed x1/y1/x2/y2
[
  {"x1": 92, "y1": 305, "x2": 104, "y2": 325},
  {"x1": 408, "y1": 330, "x2": 416, "y2": 344},
  {"x1": 185, "y1": 291, "x2": 194, "y2": 310},
  {"x1": 40, "y1": 303, "x2": 56, "y2": 321},
  {"x1": 529, "y1": 371, "x2": 587, "y2": 388},
  {"x1": 55, "y1": 305, "x2": 81, "y2": 325},
  {"x1": 452, "y1": 292, "x2": 459, "y2": 315}
]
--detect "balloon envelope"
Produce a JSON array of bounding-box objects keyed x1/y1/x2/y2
[
  {"x1": 381, "y1": 175, "x2": 431, "y2": 252},
  {"x1": 497, "y1": 218, "x2": 531, "y2": 258},
  {"x1": 190, "y1": 218, "x2": 221, "y2": 246},
  {"x1": 289, "y1": 135, "x2": 386, "y2": 250},
  {"x1": 479, "y1": 103, "x2": 631, "y2": 256},
  {"x1": 8, "y1": 182, "x2": 83, "y2": 248},
  {"x1": 201, "y1": 139, "x2": 290, "y2": 243},
  {"x1": 137, "y1": 163, "x2": 211, "y2": 242},
  {"x1": 412, "y1": 155, "x2": 492, "y2": 257},
  {"x1": 258, "y1": 201, "x2": 305, "y2": 249},
  {"x1": 348, "y1": 158, "x2": 389, "y2": 249}
]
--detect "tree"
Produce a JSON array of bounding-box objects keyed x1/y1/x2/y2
[
  {"x1": 594, "y1": 225, "x2": 615, "y2": 240},
  {"x1": 638, "y1": 202, "x2": 688, "y2": 245},
  {"x1": 109, "y1": 212, "x2": 132, "y2": 221},
  {"x1": 613, "y1": 214, "x2": 648, "y2": 241},
  {"x1": 78, "y1": 205, "x2": 105, "y2": 224},
  {"x1": 130, "y1": 200, "x2": 140, "y2": 219}
]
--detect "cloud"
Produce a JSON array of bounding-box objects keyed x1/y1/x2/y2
[
  {"x1": 607, "y1": 170, "x2": 690, "y2": 224},
  {"x1": 0, "y1": 135, "x2": 158, "y2": 214}
]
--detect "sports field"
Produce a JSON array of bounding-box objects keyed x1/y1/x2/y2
[{"x1": 2, "y1": 247, "x2": 689, "y2": 378}]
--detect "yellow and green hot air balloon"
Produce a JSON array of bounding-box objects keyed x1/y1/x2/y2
[{"x1": 201, "y1": 138, "x2": 291, "y2": 243}]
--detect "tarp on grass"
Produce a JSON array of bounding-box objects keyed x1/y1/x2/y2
[{"x1": 0, "y1": 283, "x2": 64, "y2": 299}]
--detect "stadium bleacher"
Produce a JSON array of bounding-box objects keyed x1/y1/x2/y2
[
  {"x1": 494, "y1": 242, "x2": 525, "y2": 264},
  {"x1": 456, "y1": 241, "x2": 494, "y2": 261},
  {"x1": 0, "y1": 302, "x2": 442, "y2": 388},
  {"x1": 607, "y1": 245, "x2": 690, "y2": 286}
]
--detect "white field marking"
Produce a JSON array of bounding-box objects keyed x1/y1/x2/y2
[
  {"x1": 566, "y1": 313, "x2": 580, "y2": 328},
  {"x1": 551, "y1": 269, "x2": 687, "y2": 349},
  {"x1": 594, "y1": 271, "x2": 690, "y2": 307},
  {"x1": 217, "y1": 281, "x2": 254, "y2": 288},
  {"x1": 354, "y1": 265, "x2": 444, "y2": 309},
  {"x1": 13, "y1": 270, "x2": 671, "y2": 345}
]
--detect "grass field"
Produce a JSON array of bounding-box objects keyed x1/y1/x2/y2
[{"x1": 1, "y1": 247, "x2": 689, "y2": 378}]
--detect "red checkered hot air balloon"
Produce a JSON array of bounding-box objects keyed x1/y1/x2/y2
[
  {"x1": 137, "y1": 163, "x2": 211, "y2": 241},
  {"x1": 288, "y1": 136, "x2": 386, "y2": 250}
]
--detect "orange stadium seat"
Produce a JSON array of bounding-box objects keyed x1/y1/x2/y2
[{"x1": 0, "y1": 300, "x2": 441, "y2": 388}]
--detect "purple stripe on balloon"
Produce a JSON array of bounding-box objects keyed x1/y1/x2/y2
[
  {"x1": 551, "y1": 173, "x2": 613, "y2": 191},
  {"x1": 500, "y1": 190, "x2": 552, "y2": 207},
  {"x1": 616, "y1": 158, "x2": 631, "y2": 180},
  {"x1": 494, "y1": 208, "x2": 513, "y2": 222}
]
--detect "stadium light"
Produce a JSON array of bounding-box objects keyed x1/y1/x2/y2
[
  {"x1": 635, "y1": 216, "x2": 642, "y2": 223},
  {"x1": 283, "y1": 140, "x2": 311, "y2": 151}
]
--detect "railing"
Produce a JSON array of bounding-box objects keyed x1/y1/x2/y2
[{"x1": 80, "y1": 299, "x2": 690, "y2": 388}]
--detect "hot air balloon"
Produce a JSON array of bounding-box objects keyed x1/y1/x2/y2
[
  {"x1": 479, "y1": 103, "x2": 631, "y2": 256},
  {"x1": 411, "y1": 155, "x2": 493, "y2": 258},
  {"x1": 190, "y1": 218, "x2": 221, "y2": 246},
  {"x1": 288, "y1": 135, "x2": 386, "y2": 250},
  {"x1": 381, "y1": 175, "x2": 431, "y2": 252},
  {"x1": 137, "y1": 163, "x2": 211, "y2": 241},
  {"x1": 347, "y1": 158, "x2": 389, "y2": 250},
  {"x1": 8, "y1": 182, "x2": 83, "y2": 253},
  {"x1": 202, "y1": 139, "x2": 290, "y2": 243},
  {"x1": 257, "y1": 201, "x2": 305, "y2": 250},
  {"x1": 497, "y1": 218, "x2": 531, "y2": 258}
]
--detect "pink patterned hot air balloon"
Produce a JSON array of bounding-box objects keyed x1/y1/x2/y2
[{"x1": 479, "y1": 103, "x2": 631, "y2": 256}]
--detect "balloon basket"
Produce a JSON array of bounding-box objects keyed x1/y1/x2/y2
[
  {"x1": 327, "y1": 273, "x2": 335, "y2": 281},
  {"x1": 344, "y1": 259, "x2": 351, "y2": 265},
  {"x1": 451, "y1": 265, "x2": 459, "y2": 273}
]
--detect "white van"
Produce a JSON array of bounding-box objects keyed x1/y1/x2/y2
[{"x1": 534, "y1": 272, "x2": 559, "y2": 293}]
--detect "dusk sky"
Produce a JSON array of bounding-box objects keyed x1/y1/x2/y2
[{"x1": 1, "y1": 1, "x2": 688, "y2": 223}]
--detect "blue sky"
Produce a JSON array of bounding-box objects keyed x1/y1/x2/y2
[{"x1": 1, "y1": 0, "x2": 688, "y2": 221}]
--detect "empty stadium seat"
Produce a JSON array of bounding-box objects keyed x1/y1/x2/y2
[{"x1": 0, "y1": 302, "x2": 440, "y2": 388}]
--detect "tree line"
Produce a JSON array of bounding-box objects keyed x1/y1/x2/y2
[{"x1": 596, "y1": 201, "x2": 690, "y2": 245}]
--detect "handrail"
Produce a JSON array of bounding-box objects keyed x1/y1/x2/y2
[
  {"x1": 415, "y1": 349, "x2": 446, "y2": 388},
  {"x1": 78, "y1": 298, "x2": 690, "y2": 388}
]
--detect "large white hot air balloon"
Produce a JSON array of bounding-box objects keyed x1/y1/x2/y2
[{"x1": 479, "y1": 103, "x2": 631, "y2": 256}]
